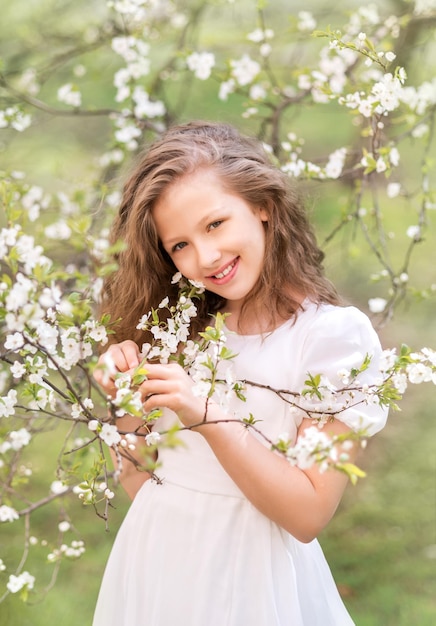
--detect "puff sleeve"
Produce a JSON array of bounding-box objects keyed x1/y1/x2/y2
[{"x1": 297, "y1": 305, "x2": 389, "y2": 436}]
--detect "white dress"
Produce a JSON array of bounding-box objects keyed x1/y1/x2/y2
[{"x1": 93, "y1": 302, "x2": 388, "y2": 626}]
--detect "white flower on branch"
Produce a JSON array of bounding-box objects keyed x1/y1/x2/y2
[
  {"x1": 406, "y1": 225, "x2": 421, "y2": 240},
  {"x1": 132, "y1": 86, "x2": 165, "y2": 119},
  {"x1": 6, "y1": 571, "x2": 35, "y2": 594},
  {"x1": 247, "y1": 28, "x2": 274, "y2": 43},
  {"x1": 186, "y1": 52, "x2": 215, "y2": 80},
  {"x1": 9, "y1": 428, "x2": 32, "y2": 451},
  {"x1": 0, "y1": 505, "x2": 19, "y2": 523},
  {"x1": 368, "y1": 297, "x2": 387, "y2": 313},
  {"x1": 114, "y1": 118, "x2": 142, "y2": 150},
  {"x1": 48, "y1": 539, "x2": 85, "y2": 562},
  {"x1": 406, "y1": 362, "x2": 433, "y2": 384},
  {"x1": 297, "y1": 11, "x2": 317, "y2": 32},
  {"x1": 230, "y1": 54, "x2": 261, "y2": 86},
  {"x1": 324, "y1": 147, "x2": 347, "y2": 179},
  {"x1": 0, "y1": 107, "x2": 31, "y2": 132},
  {"x1": 50, "y1": 481, "x2": 69, "y2": 495},
  {"x1": 219, "y1": 78, "x2": 236, "y2": 101},
  {"x1": 100, "y1": 423, "x2": 122, "y2": 447},
  {"x1": 4, "y1": 332, "x2": 25, "y2": 351},
  {"x1": 57, "y1": 83, "x2": 82, "y2": 108},
  {"x1": 280, "y1": 427, "x2": 336, "y2": 471},
  {"x1": 44, "y1": 220, "x2": 72, "y2": 240},
  {"x1": 387, "y1": 182, "x2": 401, "y2": 198},
  {"x1": 10, "y1": 361, "x2": 26, "y2": 379},
  {"x1": 17, "y1": 68, "x2": 40, "y2": 95},
  {"x1": 414, "y1": 0, "x2": 436, "y2": 16},
  {"x1": 145, "y1": 432, "x2": 161, "y2": 446},
  {"x1": 0, "y1": 389, "x2": 18, "y2": 418}
]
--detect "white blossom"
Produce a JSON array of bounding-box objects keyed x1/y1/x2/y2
[
  {"x1": 324, "y1": 147, "x2": 347, "y2": 179},
  {"x1": 50, "y1": 481, "x2": 69, "y2": 495},
  {"x1": 114, "y1": 118, "x2": 142, "y2": 150},
  {"x1": 387, "y1": 182, "x2": 401, "y2": 198},
  {"x1": 9, "y1": 428, "x2": 32, "y2": 450},
  {"x1": 392, "y1": 372, "x2": 408, "y2": 393},
  {"x1": 230, "y1": 54, "x2": 261, "y2": 86},
  {"x1": 414, "y1": 0, "x2": 436, "y2": 16},
  {"x1": 18, "y1": 68, "x2": 40, "y2": 95},
  {"x1": 412, "y1": 123, "x2": 429, "y2": 138},
  {"x1": 407, "y1": 362, "x2": 432, "y2": 384},
  {"x1": 0, "y1": 389, "x2": 18, "y2": 418},
  {"x1": 249, "y1": 84, "x2": 267, "y2": 101},
  {"x1": 0, "y1": 505, "x2": 19, "y2": 522},
  {"x1": 132, "y1": 86, "x2": 165, "y2": 118},
  {"x1": 7, "y1": 571, "x2": 35, "y2": 593},
  {"x1": 218, "y1": 79, "x2": 236, "y2": 101},
  {"x1": 71, "y1": 403, "x2": 83, "y2": 419},
  {"x1": 368, "y1": 297, "x2": 387, "y2": 313},
  {"x1": 406, "y1": 225, "x2": 421, "y2": 239},
  {"x1": 0, "y1": 106, "x2": 32, "y2": 131},
  {"x1": 45, "y1": 220, "x2": 72, "y2": 240},
  {"x1": 297, "y1": 11, "x2": 316, "y2": 31},
  {"x1": 10, "y1": 361, "x2": 26, "y2": 378},
  {"x1": 389, "y1": 147, "x2": 400, "y2": 166},
  {"x1": 145, "y1": 432, "x2": 161, "y2": 446},
  {"x1": 259, "y1": 43, "x2": 271, "y2": 57},
  {"x1": 100, "y1": 423, "x2": 122, "y2": 446},
  {"x1": 57, "y1": 83, "x2": 82, "y2": 107},
  {"x1": 285, "y1": 426, "x2": 334, "y2": 471},
  {"x1": 376, "y1": 157, "x2": 387, "y2": 173},
  {"x1": 246, "y1": 28, "x2": 274, "y2": 42},
  {"x1": 104, "y1": 488, "x2": 115, "y2": 500},
  {"x1": 186, "y1": 51, "x2": 215, "y2": 80}
]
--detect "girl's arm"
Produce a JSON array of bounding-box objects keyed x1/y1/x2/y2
[
  {"x1": 139, "y1": 361, "x2": 357, "y2": 543},
  {"x1": 194, "y1": 414, "x2": 354, "y2": 543}
]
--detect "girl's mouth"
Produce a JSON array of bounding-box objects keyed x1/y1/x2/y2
[{"x1": 208, "y1": 258, "x2": 239, "y2": 283}]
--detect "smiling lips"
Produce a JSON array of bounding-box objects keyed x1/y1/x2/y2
[{"x1": 208, "y1": 257, "x2": 239, "y2": 283}]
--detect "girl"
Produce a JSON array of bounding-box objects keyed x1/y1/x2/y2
[{"x1": 93, "y1": 121, "x2": 388, "y2": 625}]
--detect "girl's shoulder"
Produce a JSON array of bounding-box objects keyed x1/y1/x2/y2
[
  {"x1": 297, "y1": 299, "x2": 376, "y2": 336},
  {"x1": 296, "y1": 299, "x2": 383, "y2": 364}
]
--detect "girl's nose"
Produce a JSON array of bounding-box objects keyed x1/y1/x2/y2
[{"x1": 196, "y1": 242, "x2": 221, "y2": 269}]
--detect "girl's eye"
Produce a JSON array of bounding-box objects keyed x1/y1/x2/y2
[
  {"x1": 172, "y1": 241, "x2": 187, "y2": 253},
  {"x1": 208, "y1": 220, "x2": 222, "y2": 231}
]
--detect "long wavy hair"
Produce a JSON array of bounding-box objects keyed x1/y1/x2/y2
[{"x1": 101, "y1": 120, "x2": 340, "y2": 345}]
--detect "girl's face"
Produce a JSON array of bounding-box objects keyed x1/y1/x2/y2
[{"x1": 152, "y1": 168, "x2": 268, "y2": 318}]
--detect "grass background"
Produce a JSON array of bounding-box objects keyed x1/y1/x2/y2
[{"x1": 1, "y1": 0, "x2": 435, "y2": 623}]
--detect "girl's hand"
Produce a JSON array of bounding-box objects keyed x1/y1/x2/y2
[
  {"x1": 138, "y1": 363, "x2": 208, "y2": 428},
  {"x1": 94, "y1": 340, "x2": 141, "y2": 397}
]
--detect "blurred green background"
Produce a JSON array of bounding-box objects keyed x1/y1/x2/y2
[{"x1": 1, "y1": 0, "x2": 435, "y2": 624}]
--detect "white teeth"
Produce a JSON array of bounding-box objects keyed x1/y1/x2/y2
[{"x1": 214, "y1": 261, "x2": 235, "y2": 279}]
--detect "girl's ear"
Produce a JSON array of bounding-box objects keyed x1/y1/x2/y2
[{"x1": 259, "y1": 207, "x2": 269, "y2": 222}]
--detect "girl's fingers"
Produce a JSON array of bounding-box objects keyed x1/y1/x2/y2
[
  {"x1": 94, "y1": 340, "x2": 141, "y2": 391},
  {"x1": 141, "y1": 362, "x2": 183, "y2": 380},
  {"x1": 111, "y1": 340, "x2": 141, "y2": 371}
]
